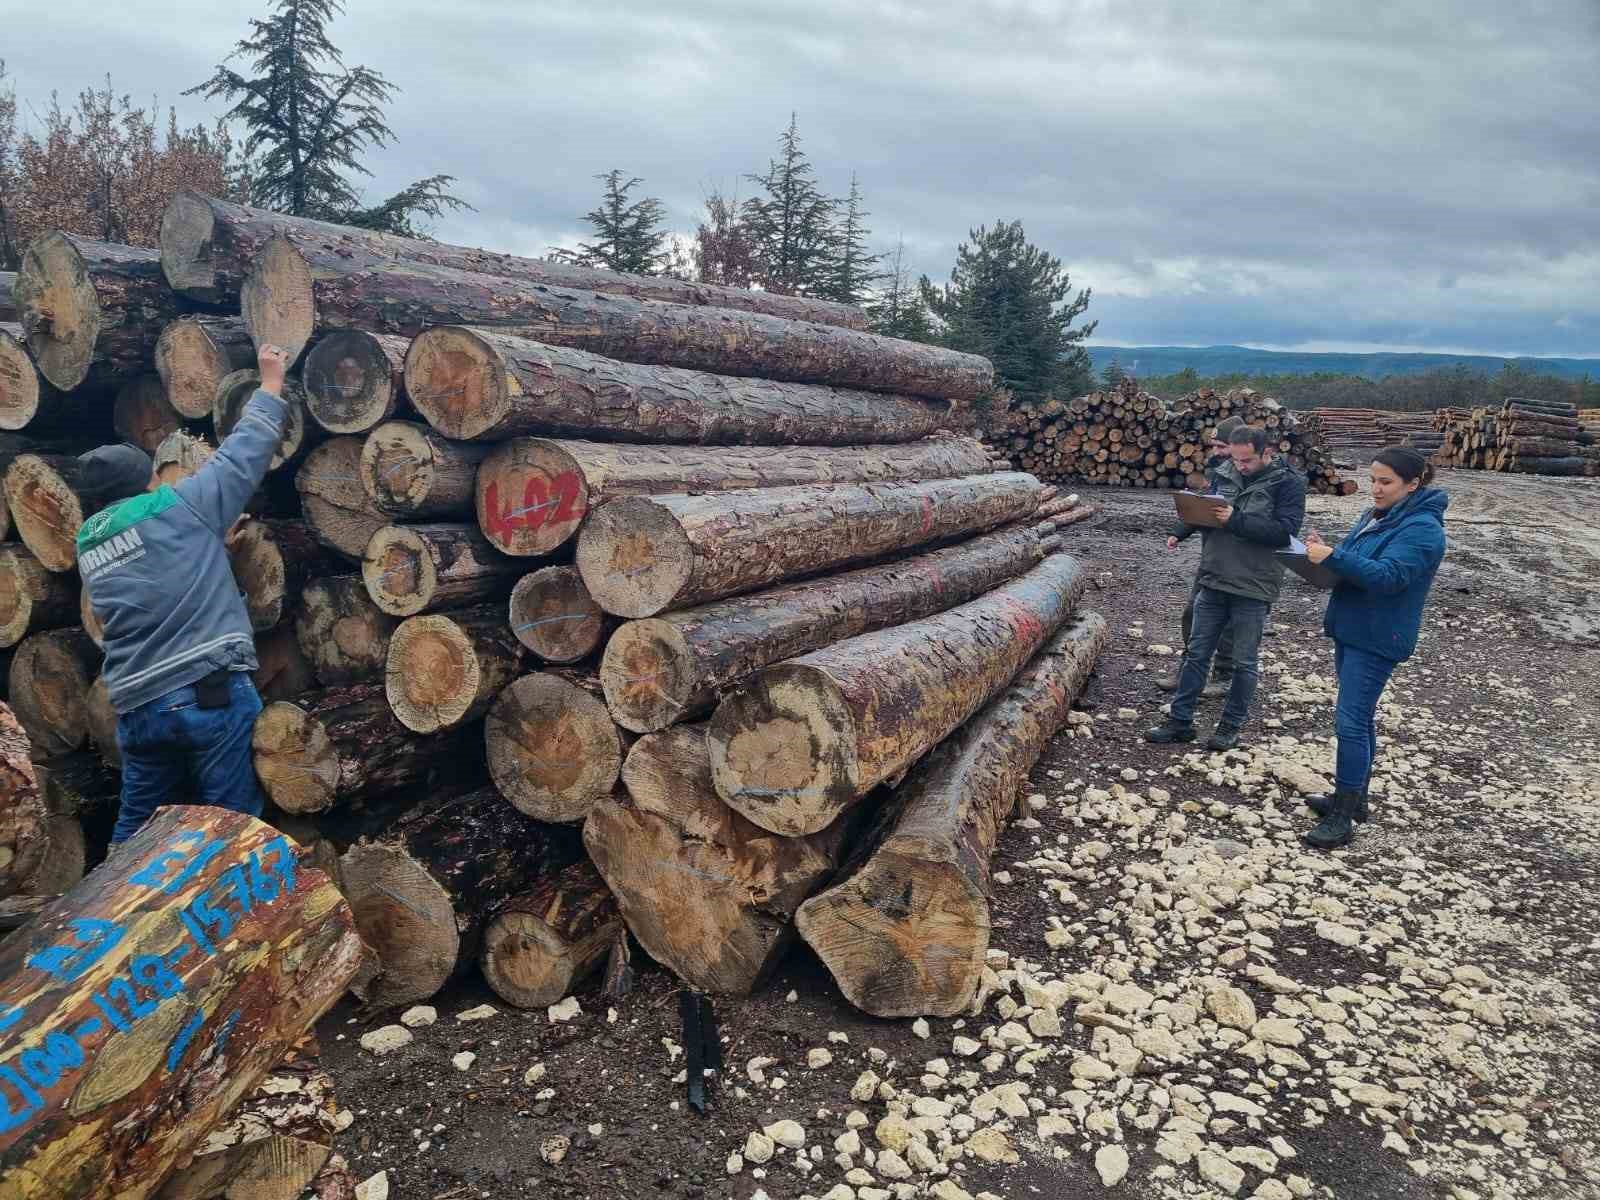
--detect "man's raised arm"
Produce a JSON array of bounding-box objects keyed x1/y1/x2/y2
[{"x1": 176, "y1": 344, "x2": 292, "y2": 535}]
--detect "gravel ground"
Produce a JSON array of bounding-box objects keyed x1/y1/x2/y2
[{"x1": 316, "y1": 466, "x2": 1600, "y2": 1200}]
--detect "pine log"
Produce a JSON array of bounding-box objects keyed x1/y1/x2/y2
[
  {"x1": 13, "y1": 232, "x2": 189, "y2": 390},
  {"x1": 4, "y1": 453, "x2": 100, "y2": 572},
  {"x1": 154, "y1": 315, "x2": 257, "y2": 419},
  {"x1": 1, "y1": 751, "x2": 119, "y2": 898},
  {"x1": 0, "y1": 327, "x2": 105, "y2": 435},
  {"x1": 507, "y1": 566, "x2": 610, "y2": 664},
  {"x1": 153, "y1": 431, "x2": 216, "y2": 487},
  {"x1": 600, "y1": 521, "x2": 1055, "y2": 733},
  {"x1": 8, "y1": 627, "x2": 103, "y2": 759},
  {"x1": 0, "y1": 702, "x2": 45, "y2": 898},
  {"x1": 475, "y1": 435, "x2": 994, "y2": 557},
  {"x1": 294, "y1": 438, "x2": 391, "y2": 559},
  {"x1": 338, "y1": 787, "x2": 583, "y2": 1007},
  {"x1": 112, "y1": 374, "x2": 183, "y2": 454},
  {"x1": 797, "y1": 613, "x2": 1107, "y2": 1017},
  {"x1": 576, "y1": 472, "x2": 1043, "y2": 619},
  {"x1": 584, "y1": 724, "x2": 854, "y2": 995},
  {"x1": 83, "y1": 675, "x2": 120, "y2": 768},
  {"x1": 252, "y1": 682, "x2": 473, "y2": 815},
  {"x1": 0, "y1": 545, "x2": 80, "y2": 648},
  {"x1": 1499, "y1": 456, "x2": 1597, "y2": 476},
  {"x1": 240, "y1": 237, "x2": 989, "y2": 400},
  {"x1": 384, "y1": 604, "x2": 526, "y2": 733},
  {"x1": 213, "y1": 371, "x2": 309, "y2": 472},
  {"x1": 229, "y1": 518, "x2": 345, "y2": 631},
  {"x1": 162, "y1": 191, "x2": 869, "y2": 327},
  {"x1": 709, "y1": 553, "x2": 1087, "y2": 836},
  {"x1": 405, "y1": 326, "x2": 950, "y2": 444},
  {"x1": 361, "y1": 522, "x2": 523, "y2": 617},
  {"x1": 0, "y1": 805, "x2": 362, "y2": 1199},
  {"x1": 253, "y1": 626, "x2": 319, "y2": 703},
  {"x1": 485, "y1": 671, "x2": 627, "y2": 824},
  {"x1": 294, "y1": 574, "x2": 397, "y2": 686},
  {"x1": 358, "y1": 420, "x2": 490, "y2": 516},
  {"x1": 302, "y1": 330, "x2": 410, "y2": 434},
  {"x1": 479, "y1": 860, "x2": 621, "y2": 1010}
]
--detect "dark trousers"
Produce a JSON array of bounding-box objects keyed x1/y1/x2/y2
[
  {"x1": 1171, "y1": 587, "x2": 1269, "y2": 730},
  {"x1": 1333, "y1": 642, "x2": 1398, "y2": 794},
  {"x1": 1181, "y1": 577, "x2": 1234, "y2": 674},
  {"x1": 112, "y1": 673, "x2": 265, "y2": 843}
]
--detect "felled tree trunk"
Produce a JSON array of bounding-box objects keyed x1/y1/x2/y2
[
  {"x1": 3, "y1": 453, "x2": 99, "y2": 572},
  {"x1": 0, "y1": 805, "x2": 363, "y2": 1200},
  {"x1": 507, "y1": 566, "x2": 610, "y2": 664},
  {"x1": 213, "y1": 371, "x2": 310, "y2": 472},
  {"x1": 599, "y1": 521, "x2": 1055, "y2": 733},
  {"x1": 361, "y1": 523, "x2": 524, "y2": 617},
  {"x1": 384, "y1": 604, "x2": 525, "y2": 733},
  {"x1": 479, "y1": 860, "x2": 621, "y2": 1009},
  {"x1": 709, "y1": 553, "x2": 1087, "y2": 836},
  {"x1": 576, "y1": 472, "x2": 1042, "y2": 618},
  {"x1": 302, "y1": 330, "x2": 410, "y2": 434},
  {"x1": 254, "y1": 625, "x2": 319, "y2": 703},
  {"x1": 484, "y1": 671, "x2": 628, "y2": 823},
  {"x1": 294, "y1": 438, "x2": 392, "y2": 559},
  {"x1": 0, "y1": 747, "x2": 118, "y2": 899},
  {"x1": 0, "y1": 327, "x2": 106, "y2": 435},
  {"x1": 294, "y1": 574, "x2": 398, "y2": 685},
  {"x1": 229, "y1": 518, "x2": 346, "y2": 631},
  {"x1": 8, "y1": 626, "x2": 103, "y2": 758},
  {"x1": 796, "y1": 613, "x2": 1107, "y2": 1017},
  {"x1": 338, "y1": 787, "x2": 583, "y2": 1008},
  {"x1": 0, "y1": 272, "x2": 15, "y2": 323},
  {"x1": 358, "y1": 420, "x2": 490, "y2": 516},
  {"x1": 153, "y1": 315, "x2": 257, "y2": 419},
  {"x1": 0, "y1": 545, "x2": 80, "y2": 648},
  {"x1": 584, "y1": 724, "x2": 855, "y2": 995},
  {"x1": 112, "y1": 375, "x2": 182, "y2": 454},
  {"x1": 0, "y1": 701, "x2": 45, "y2": 898}
]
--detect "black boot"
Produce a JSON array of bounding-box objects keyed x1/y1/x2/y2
[
  {"x1": 1303, "y1": 789, "x2": 1360, "y2": 850},
  {"x1": 1144, "y1": 719, "x2": 1196, "y2": 744},
  {"x1": 1305, "y1": 791, "x2": 1370, "y2": 822},
  {"x1": 1206, "y1": 723, "x2": 1241, "y2": 751}
]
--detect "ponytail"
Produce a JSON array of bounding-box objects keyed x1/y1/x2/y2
[{"x1": 1374, "y1": 446, "x2": 1434, "y2": 487}]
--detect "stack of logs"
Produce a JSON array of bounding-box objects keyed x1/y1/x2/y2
[
  {"x1": 993, "y1": 379, "x2": 1353, "y2": 495},
  {"x1": 1433, "y1": 397, "x2": 1599, "y2": 475},
  {"x1": 1578, "y1": 408, "x2": 1600, "y2": 436},
  {"x1": 0, "y1": 191, "x2": 1106, "y2": 1052}
]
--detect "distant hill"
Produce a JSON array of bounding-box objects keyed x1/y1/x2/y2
[{"x1": 1087, "y1": 344, "x2": 1600, "y2": 383}]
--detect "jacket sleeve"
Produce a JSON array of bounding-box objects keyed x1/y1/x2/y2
[
  {"x1": 1224, "y1": 469, "x2": 1305, "y2": 548},
  {"x1": 176, "y1": 388, "x2": 288, "y2": 534},
  {"x1": 1327, "y1": 522, "x2": 1444, "y2": 595}
]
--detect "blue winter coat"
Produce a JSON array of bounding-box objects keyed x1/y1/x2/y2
[{"x1": 1322, "y1": 487, "x2": 1448, "y2": 662}]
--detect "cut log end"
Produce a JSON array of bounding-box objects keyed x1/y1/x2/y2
[
  {"x1": 304, "y1": 331, "x2": 401, "y2": 434},
  {"x1": 385, "y1": 615, "x2": 479, "y2": 733},
  {"x1": 8, "y1": 628, "x2": 100, "y2": 758},
  {"x1": 228, "y1": 519, "x2": 291, "y2": 631},
  {"x1": 296, "y1": 574, "x2": 396, "y2": 686},
  {"x1": 361, "y1": 525, "x2": 435, "y2": 617},
  {"x1": 0, "y1": 331, "x2": 42, "y2": 431},
  {"x1": 252, "y1": 700, "x2": 339, "y2": 814},
  {"x1": 15, "y1": 232, "x2": 101, "y2": 390},
  {"x1": 242, "y1": 235, "x2": 316, "y2": 362},
  {"x1": 158, "y1": 189, "x2": 224, "y2": 300},
  {"x1": 574, "y1": 498, "x2": 693, "y2": 619},
  {"x1": 598, "y1": 618, "x2": 695, "y2": 733},
  {"x1": 214, "y1": 369, "x2": 306, "y2": 470},
  {"x1": 0, "y1": 546, "x2": 77, "y2": 649},
  {"x1": 404, "y1": 325, "x2": 508, "y2": 440},
  {"x1": 475, "y1": 438, "x2": 589, "y2": 556},
  {"x1": 479, "y1": 861, "x2": 620, "y2": 1010},
  {"x1": 359, "y1": 421, "x2": 436, "y2": 512},
  {"x1": 154, "y1": 317, "x2": 254, "y2": 418},
  {"x1": 4, "y1": 455, "x2": 88, "y2": 573},
  {"x1": 508, "y1": 566, "x2": 607, "y2": 664},
  {"x1": 486, "y1": 673, "x2": 623, "y2": 823},
  {"x1": 335, "y1": 840, "x2": 458, "y2": 1009},
  {"x1": 296, "y1": 437, "x2": 391, "y2": 558},
  {"x1": 113, "y1": 374, "x2": 182, "y2": 453}
]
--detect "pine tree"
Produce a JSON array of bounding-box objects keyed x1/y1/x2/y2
[
  {"x1": 551, "y1": 170, "x2": 671, "y2": 275},
  {"x1": 1101, "y1": 360, "x2": 1127, "y2": 390},
  {"x1": 866, "y1": 238, "x2": 935, "y2": 342},
  {"x1": 189, "y1": 0, "x2": 467, "y2": 233},
  {"x1": 822, "y1": 174, "x2": 884, "y2": 305},
  {"x1": 919, "y1": 220, "x2": 1095, "y2": 405},
  {"x1": 742, "y1": 114, "x2": 839, "y2": 297}
]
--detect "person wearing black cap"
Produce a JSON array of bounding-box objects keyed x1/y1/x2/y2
[{"x1": 76, "y1": 344, "x2": 292, "y2": 844}]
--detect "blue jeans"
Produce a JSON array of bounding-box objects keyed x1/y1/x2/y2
[
  {"x1": 1333, "y1": 642, "x2": 1397, "y2": 794},
  {"x1": 112, "y1": 672, "x2": 265, "y2": 843},
  {"x1": 1171, "y1": 587, "x2": 1270, "y2": 730}
]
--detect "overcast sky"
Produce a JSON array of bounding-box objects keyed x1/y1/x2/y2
[{"x1": 8, "y1": 0, "x2": 1598, "y2": 357}]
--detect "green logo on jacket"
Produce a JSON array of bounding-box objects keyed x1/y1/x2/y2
[{"x1": 76, "y1": 486, "x2": 180, "y2": 554}]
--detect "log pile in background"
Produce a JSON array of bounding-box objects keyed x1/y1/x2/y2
[{"x1": 1434, "y1": 397, "x2": 1599, "y2": 475}]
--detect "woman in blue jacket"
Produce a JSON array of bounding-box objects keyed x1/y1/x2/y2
[{"x1": 1301, "y1": 447, "x2": 1447, "y2": 849}]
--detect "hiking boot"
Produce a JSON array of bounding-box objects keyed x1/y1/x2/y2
[
  {"x1": 1156, "y1": 669, "x2": 1182, "y2": 692},
  {"x1": 1302, "y1": 790, "x2": 1360, "y2": 850},
  {"x1": 1144, "y1": 720, "x2": 1196, "y2": 745},
  {"x1": 1201, "y1": 672, "x2": 1232, "y2": 699},
  {"x1": 1306, "y1": 792, "x2": 1370, "y2": 823},
  {"x1": 1206, "y1": 723, "x2": 1241, "y2": 752}
]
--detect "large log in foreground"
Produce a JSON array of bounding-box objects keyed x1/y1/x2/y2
[
  {"x1": 797, "y1": 613, "x2": 1107, "y2": 1017},
  {"x1": 405, "y1": 327, "x2": 950, "y2": 444},
  {"x1": 709, "y1": 552, "x2": 1086, "y2": 836},
  {"x1": 577, "y1": 472, "x2": 1043, "y2": 619},
  {"x1": 485, "y1": 671, "x2": 627, "y2": 824},
  {"x1": 0, "y1": 805, "x2": 363, "y2": 1200},
  {"x1": 479, "y1": 859, "x2": 621, "y2": 1010},
  {"x1": 385, "y1": 604, "x2": 526, "y2": 733}
]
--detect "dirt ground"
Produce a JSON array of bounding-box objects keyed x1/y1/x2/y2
[{"x1": 317, "y1": 465, "x2": 1600, "y2": 1200}]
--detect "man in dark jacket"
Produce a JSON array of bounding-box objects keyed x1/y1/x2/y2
[
  {"x1": 77, "y1": 344, "x2": 292, "y2": 843},
  {"x1": 1146, "y1": 424, "x2": 1306, "y2": 750}
]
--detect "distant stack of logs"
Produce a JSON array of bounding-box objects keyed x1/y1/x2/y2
[
  {"x1": 1434, "y1": 397, "x2": 1599, "y2": 475},
  {"x1": 0, "y1": 192, "x2": 1105, "y2": 1031},
  {"x1": 994, "y1": 379, "x2": 1353, "y2": 495},
  {"x1": 1578, "y1": 408, "x2": 1600, "y2": 436}
]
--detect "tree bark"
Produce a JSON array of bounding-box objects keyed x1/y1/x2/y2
[
  {"x1": 708, "y1": 553, "x2": 1088, "y2": 836},
  {"x1": 294, "y1": 438, "x2": 391, "y2": 560},
  {"x1": 153, "y1": 315, "x2": 257, "y2": 420},
  {"x1": 8, "y1": 627, "x2": 103, "y2": 759},
  {"x1": 404, "y1": 326, "x2": 951, "y2": 443},
  {"x1": 0, "y1": 750, "x2": 119, "y2": 899},
  {"x1": 474, "y1": 435, "x2": 995, "y2": 557},
  {"x1": 0, "y1": 701, "x2": 45, "y2": 898},
  {"x1": 600, "y1": 521, "x2": 1056, "y2": 733},
  {"x1": 4, "y1": 453, "x2": 100, "y2": 572},
  {"x1": 576, "y1": 472, "x2": 1043, "y2": 619},
  {"x1": 302, "y1": 330, "x2": 410, "y2": 434},
  {"x1": 584, "y1": 724, "x2": 855, "y2": 995},
  {"x1": 0, "y1": 272, "x2": 15, "y2": 323},
  {"x1": 213, "y1": 371, "x2": 310, "y2": 472},
  {"x1": 479, "y1": 860, "x2": 621, "y2": 1010},
  {"x1": 84, "y1": 675, "x2": 120, "y2": 769},
  {"x1": 0, "y1": 805, "x2": 362, "y2": 1200},
  {"x1": 384, "y1": 604, "x2": 526, "y2": 733},
  {"x1": 0, "y1": 545, "x2": 80, "y2": 649},
  {"x1": 161, "y1": 190, "x2": 868, "y2": 329},
  {"x1": 358, "y1": 420, "x2": 490, "y2": 517},
  {"x1": 337, "y1": 787, "x2": 582, "y2": 1008},
  {"x1": 507, "y1": 566, "x2": 610, "y2": 664},
  {"x1": 294, "y1": 574, "x2": 397, "y2": 686},
  {"x1": 361, "y1": 523, "x2": 524, "y2": 617},
  {"x1": 796, "y1": 612, "x2": 1107, "y2": 1017},
  {"x1": 229, "y1": 519, "x2": 346, "y2": 632},
  {"x1": 253, "y1": 626, "x2": 319, "y2": 703},
  {"x1": 111, "y1": 375, "x2": 182, "y2": 454},
  {"x1": 0, "y1": 327, "x2": 107, "y2": 436},
  {"x1": 484, "y1": 671, "x2": 628, "y2": 824}
]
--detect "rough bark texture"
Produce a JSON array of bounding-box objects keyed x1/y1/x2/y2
[
  {"x1": 709, "y1": 553, "x2": 1087, "y2": 835},
  {"x1": 8, "y1": 626, "x2": 103, "y2": 759},
  {"x1": 337, "y1": 788, "x2": 583, "y2": 1007},
  {"x1": 84, "y1": 675, "x2": 120, "y2": 768},
  {"x1": 0, "y1": 545, "x2": 80, "y2": 648},
  {"x1": 405, "y1": 327, "x2": 951, "y2": 444},
  {"x1": 479, "y1": 860, "x2": 621, "y2": 1010},
  {"x1": 161, "y1": 191, "x2": 868, "y2": 329},
  {"x1": 153, "y1": 316, "x2": 256, "y2": 420},
  {"x1": 14, "y1": 232, "x2": 191, "y2": 390},
  {"x1": 600, "y1": 522, "x2": 1054, "y2": 733},
  {"x1": 229, "y1": 518, "x2": 345, "y2": 631},
  {"x1": 294, "y1": 574, "x2": 397, "y2": 686},
  {"x1": 253, "y1": 626, "x2": 319, "y2": 703},
  {"x1": 0, "y1": 701, "x2": 45, "y2": 898},
  {"x1": 576, "y1": 472, "x2": 1043, "y2": 619},
  {"x1": 384, "y1": 604, "x2": 526, "y2": 733},
  {"x1": 361, "y1": 522, "x2": 524, "y2": 617},
  {"x1": 0, "y1": 327, "x2": 103, "y2": 435},
  {"x1": 359, "y1": 420, "x2": 490, "y2": 517},
  {"x1": 796, "y1": 613, "x2": 1107, "y2": 1017},
  {"x1": 4, "y1": 453, "x2": 99, "y2": 572},
  {"x1": 485, "y1": 671, "x2": 627, "y2": 824},
  {"x1": 507, "y1": 566, "x2": 610, "y2": 664},
  {"x1": 585, "y1": 724, "x2": 854, "y2": 995},
  {"x1": 302, "y1": 330, "x2": 410, "y2": 434},
  {"x1": 294, "y1": 438, "x2": 390, "y2": 559},
  {"x1": 213, "y1": 371, "x2": 309, "y2": 472},
  {"x1": 0, "y1": 805, "x2": 362, "y2": 1200},
  {"x1": 111, "y1": 375, "x2": 182, "y2": 454},
  {"x1": 0, "y1": 272, "x2": 15, "y2": 323}
]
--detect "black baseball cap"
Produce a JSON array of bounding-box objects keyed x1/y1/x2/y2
[{"x1": 78, "y1": 444, "x2": 155, "y2": 502}]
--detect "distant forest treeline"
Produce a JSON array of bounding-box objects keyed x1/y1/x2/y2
[{"x1": 1127, "y1": 364, "x2": 1600, "y2": 413}]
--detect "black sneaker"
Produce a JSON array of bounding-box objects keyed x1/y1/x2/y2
[
  {"x1": 1144, "y1": 720, "x2": 1196, "y2": 744},
  {"x1": 1303, "y1": 790, "x2": 1361, "y2": 850},
  {"x1": 1206, "y1": 724, "x2": 1241, "y2": 751},
  {"x1": 1306, "y1": 792, "x2": 1370, "y2": 823}
]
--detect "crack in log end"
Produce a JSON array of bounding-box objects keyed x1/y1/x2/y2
[
  {"x1": 404, "y1": 327, "x2": 508, "y2": 440},
  {"x1": 576, "y1": 499, "x2": 693, "y2": 619},
  {"x1": 16, "y1": 232, "x2": 102, "y2": 391}
]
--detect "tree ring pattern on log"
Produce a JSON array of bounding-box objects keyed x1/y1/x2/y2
[
  {"x1": 241, "y1": 236, "x2": 317, "y2": 362},
  {"x1": 4, "y1": 456, "x2": 88, "y2": 573},
  {"x1": 385, "y1": 616, "x2": 477, "y2": 733},
  {"x1": 13, "y1": 233, "x2": 101, "y2": 391},
  {"x1": 486, "y1": 673, "x2": 623, "y2": 823},
  {"x1": 475, "y1": 439, "x2": 588, "y2": 556},
  {"x1": 573, "y1": 499, "x2": 694, "y2": 619},
  {"x1": 304, "y1": 331, "x2": 401, "y2": 434},
  {"x1": 0, "y1": 331, "x2": 43, "y2": 431},
  {"x1": 403, "y1": 326, "x2": 509, "y2": 440},
  {"x1": 507, "y1": 567, "x2": 606, "y2": 664},
  {"x1": 362, "y1": 527, "x2": 432, "y2": 616},
  {"x1": 252, "y1": 701, "x2": 340, "y2": 813}
]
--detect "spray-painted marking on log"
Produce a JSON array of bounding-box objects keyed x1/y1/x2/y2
[
  {"x1": 481, "y1": 472, "x2": 584, "y2": 542},
  {"x1": 0, "y1": 830, "x2": 299, "y2": 1134}
]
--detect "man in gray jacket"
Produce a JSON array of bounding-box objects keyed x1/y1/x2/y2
[{"x1": 77, "y1": 344, "x2": 292, "y2": 843}]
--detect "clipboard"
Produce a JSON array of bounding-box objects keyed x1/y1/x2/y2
[
  {"x1": 1276, "y1": 536, "x2": 1340, "y2": 589},
  {"x1": 1174, "y1": 490, "x2": 1230, "y2": 528}
]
